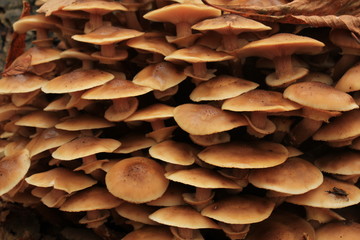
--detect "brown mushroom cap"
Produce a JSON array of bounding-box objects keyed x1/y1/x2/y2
[
  {"x1": 25, "y1": 168, "x2": 97, "y2": 194},
  {"x1": 283, "y1": 81, "x2": 358, "y2": 111},
  {"x1": 173, "y1": 103, "x2": 247, "y2": 135},
  {"x1": 55, "y1": 114, "x2": 114, "y2": 131},
  {"x1": 198, "y1": 141, "x2": 288, "y2": 168},
  {"x1": 149, "y1": 140, "x2": 198, "y2": 166},
  {"x1": 62, "y1": 0, "x2": 127, "y2": 14},
  {"x1": 149, "y1": 205, "x2": 219, "y2": 229},
  {"x1": 0, "y1": 74, "x2": 47, "y2": 94},
  {"x1": 122, "y1": 226, "x2": 173, "y2": 240},
  {"x1": 314, "y1": 150, "x2": 360, "y2": 175},
  {"x1": 313, "y1": 110, "x2": 360, "y2": 141},
  {"x1": 114, "y1": 134, "x2": 156, "y2": 154},
  {"x1": 52, "y1": 136, "x2": 121, "y2": 160},
  {"x1": 0, "y1": 150, "x2": 30, "y2": 195},
  {"x1": 286, "y1": 177, "x2": 360, "y2": 208},
  {"x1": 147, "y1": 183, "x2": 187, "y2": 207},
  {"x1": 60, "y1": 186, "x2": 122, "y2": 212},
  {"x1": 15, "y1": 111, "x2": 60, "y2": 128},
  {"x1": 201, "y1": 195, "x2": 275, "y2": 224},
  {"x1": 248, "y1": 157, "x2": 323, "y2": 194},
  {"x1": 115, "y1": 202, "x2": 158, "y2": 225},
  {"x1": 127, "y1": 36, "x2": 176, "y2": 57},
  {"x1": 105, "y1": 157, "x2": 169, "y2": 203},
  {"x1": 315, "y1": 221, "x2": 360, "y2": 240},
  {"x1": 21, "y1": 46, "x2": 62, "y2": 65},
  {"x1": 13, "y1": 14, "x2": 59, "y2": 33},
  {"x1": 124, "y1": 103, "x2": 174, "y2": 122},
  {"x1": 335, "y1": 63, "x2": 360, "y2": 92},
  {"x1": 42, "y1": 69, "x2": 114, "y2": 94},
  {"x1": 190, "y1": 75, "x2": 259, "y2": 102}
]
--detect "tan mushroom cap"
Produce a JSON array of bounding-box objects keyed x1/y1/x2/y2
[
  {"x1": 15, "y1": 111, "x2": 60, "y2": 128},
  {"x1": 330, "y1": 28, "x2": 360, "y2": 55},
  {"x1": 149, "y1": 205, "x2": 219, "y2": 229},
  {"x1": 351, "y1": 137, "x2": 360, "y2": 150},
  {"x1": 190, "y1": 75, "x2": 259, "y2": 102},
  {"x1": 55, "y1": 114, "x2": 114, "y2": 131},
  {"x1": 248, "y1": 157, "x2": 323, "y2": 194},
  {"x1": 72, "y1": 26, "x2": 143, "y2": 45},
  {"x1": 25, "y1": 167, "x2": 97, "y2": 194},
  {"x1": 60, "y1": 48, "x2": 95, "y2": 61},
  {"x1": 335, "y1": 63, "x2": 360, "y2": 92},
  {"x1": 81, "y1": 77, "x2": 152, "y2": 100},
  {"x1": 127, "y1": 36, "x2": 176, "y2": 56},
  {"x1": 315, "y1": 221, "x2": 360, "y2": 240},
  {"x1": 146, "y1": 126, "x2": 178, "y2": 143},
  {"x1": 149, "y1": 140, "x2": 198, "y2": 166},
  {"x1": 235, "y1": 33, "x2": 324, "y2": 59},
  {"x1": 223, "y1": 89, "x2": 301, "y2": 112},
  {"x1": 21, "y1": 46, "x2": 62, "y2": 65},
  {"x1": 173, "y1": 104, "x2": 247, "y2": 135},
  {"x1": 165, "y1": 168, "x2": 240, "y2": 189},
  {"x1": 114, "y1": 134, "x2": 156, "y2": 154},
  {"x1": 52, "y1": 136, "x2": 121, "y2": 160},
  {"x1": 124, "y1": 103, "x2": 174, "y2": 122},
  {"x1": 62, "y1": 0, "x2": 127, "y2": 14},
  {"x1": 26, "y1": 128, "x2": 78, "y2": 157},
  {"x1": 13, "y1": 14, "x2": 59, "y2": 33},
  {"x1": 42, "y1": 69, "x2": 114, "y2": 94},
  {"x1": 283, "y1": 81, "x2": 358, "y2": 111},
  {"x1": 192, "y1": 13, "x2": 271, "y2": 35},
  {"x1": 133, "y1": 62, "x2": 187, "y2": 91},
  {"x1": 122, "y1": 226, "x2": 173, "y2": 240},
  {"x1": 143, "y1": 3, "x2": 220, "y2": 25},
  {"x1": 115, "y1": 202, "x2": 158, "y2": 225},
  {"x1": 147, "y1": 183, "x2": 187, "y2": 207},
  {"x1": 314, "y1": 150, "x2": 360, "y2": 175},
  {"x1": 165, "y1": 45, "x2": 234, "y2": 63},
  {"x1": 105, "y1": 157, "x2": 169, "y2": 203},
  {"x1": 0, "y1": 74, "x2": 47, "y2": 94},
  {"x1": 0, "y1": 104, "x2": 35, "y2": 122},
  {"x1": 60, "y1": 186, "x2": 122, "y2": 212},
  {"x1": 286, "y1": 177, "x2": 360, "y2": 208},
  {"x1": 313, "y1": 110, "x2": 360, "y2": 141},
  {"x1": 201, "y1": 195, "x2": 275, "y2": 224},
  {"x1": 0, "y1": 150, "x2": 30, "y2": 195},
  {"x1": 198, "y1": 141, "x2": 288, "y2": 169},
  {"x1": 190, "y1": 132, "x2": 230, "y2": 147}
]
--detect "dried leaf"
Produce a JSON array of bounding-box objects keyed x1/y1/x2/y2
[
  {"x1": 37, "y1": 0, "x2": 78, "y2": 16},
  {"x1": 2, "y1": 54, "x2": 32, "y2": 77},
  {"x1": 202, "y1": 0, "x2": 360, "y2": 37},
  {"x1": 3, "y1": 1, "x2": 30, "y2": 70}
]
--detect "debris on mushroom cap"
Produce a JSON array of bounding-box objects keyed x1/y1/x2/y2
[{"x1": 105, "y1": 157, "x2": 169, "y2": 203}]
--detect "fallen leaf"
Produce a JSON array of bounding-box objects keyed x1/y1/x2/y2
[
  {"x1": 2, "y1": 54, "x2": 32, "y2": 77},
  {"x1": 37, "y1": 0, "x2": 78, "y2": 16}
]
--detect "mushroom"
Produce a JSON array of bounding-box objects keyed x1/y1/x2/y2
[
  {"x1": 335, "y1": 62, "x2": 360, "y2": 92},
  {"x1": 115, "y1": 202, "x2": 159, "y2": 228},
  {"x1": 122, "y1": 226, "x2": 173, "y2": 240},
  {"x1": 315, "y1": 221, "x2": 360, "y2": 240}
]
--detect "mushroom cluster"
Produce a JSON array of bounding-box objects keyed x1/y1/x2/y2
[{"x1": 1, "y1": 0, "x2": 360, "y2": 239}]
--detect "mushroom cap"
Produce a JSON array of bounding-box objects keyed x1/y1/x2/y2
[
  {"x1": 313, "y1": 110, "x2": 360, "y2": 141},
  {"x1": 0, "y1": 104, "x2": 35, "y2": 122},
  {"x1": 198, "y1": 141, "x2": 288, "y2": 168},
  {"x1": 105, "y1": 157, "x2": 169, "y2": 203},
  {"x1": 201, "y1": 195, "x2": 275, "y2": 224},
  {"x1": 165, "y1": 45, "x2": 233, "y2": 63},
  {"x1": 25, "y1": 167, "x2": 97, "y2": 194},
  {"x1": 122, "y1": 226, "x2": 173, "y2": 240},
  {"x1": 165, "y1": 168, "x2": 241, "y2": 189},
  {"x1": 0, "y1": 150, "x2": 30, "y2": 195},
  {"x1": 15, "y1": 111, "x2": 60, "y2": 128},
  {"x1": 60, "y1": 186, "x2": 123, "y2": 212},
  {"x1": 124, "y1": 103, "x2": 174, "y2": 122},
  {"x1": 115, "y1": 202, "x2": 158, "y2": 225},
  {"x1": 173, "y1": 103, "x2": 247, "y2": 135},
  {"x1": 21, "y1": 47, "x2": 62, "y2": 65},
  {"x1": 315, "y1": 221, "x2": 360, "y2": 240},
  {"x1": 314, "y1": 150, "x2": 360, "y2": 175},
  {"x1": 82, "y1": 78, "x2": 152, "y2": 100},
  {"x1": 223, "y1": 89, "x2": 301, "y2": 112},
  {"x1": 114, "y1": 134, "x2": 156, "y2": 154},
  {"x1": 143, "y1": 3, "x2": 221, "y2": 25},
  {"x1": 127, "y1": 36, "x2": 176, "y2": 56},
  {"x1": 105, "y1": 97, "x2": 139, "y2": 122},
  {"x1": 335, "y1": 63, "x2": 360, "y2": 92},
  {"x1": 146, "y1": 126, "x2": 178, "y2": 143},
  {"x1": 13, "y1": 14, "x2": 59, "y2": 33},
  {"x1": 52, "y1": 136, "x2": 121, "y2": 160},
  {"x1": 62, "y1": 0, "x2": 127, "y2": 14},
  {"x1": 0, "y1": 74, "x2": 47, "y2": 94},
  {"x1": 190, "y1": 132, "x2": 230, "y2": 146},
  {"x1": 286, "y1": 177, "x2": 360, "y2": 208},
  {"x1": 72, "y1": 26, "x2": 143, "y2": 45},
  {"x1": 190, "y1": 75, "x2": 259, "y2": 102},
  {"x1": 149, "y1": 205, "x2": 219, "y2": 229},
  {"x1": 147, "y1": 183, "x2": 187, "y2": 207},
  {"x1": 192, "y1": 14, "x2": 271, "y2": 35},
  {"x1": 60, "y1": 48, "x2": 95, "y2": 61},
  {"x1": 330, "y1": 28, "x2": 360, "y2": 55},
  {"x1": 235, "y1": 33, "x2": 324, "y2": 59},
  {"x1": 26, "y1": 128, "x2": 78, "y2": 157},
  {"x1": 55, "y1": 114, "x2": 114, "y2": 131},
  {"x1": 283, "y1": 81, "x2": 358, "y2": 111},
  {"x1": 248, "y1": 157, "x2": 323, "y2": 194},
  {"x1": 42, "y1": 69, "x2": 114, "y2": 94},
  {"x1": 149, "y1": 140, "x2": 198, "y2": 166},
  {"x1": 133, "y1": 62, "x2": 187, "y2": 91}
]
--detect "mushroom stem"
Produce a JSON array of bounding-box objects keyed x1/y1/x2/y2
[
  {"x1": 125, "y1": 11, "x2": 142, "y2": 31},
  {"x1": 113, "y1": 98, "x2": 130, "y2": 112},
  {"x1": 192, "y1": 62, "x2": 207, "y2": 79},
  {"x1": 222, "y1": 34, "x2": 239, "y2": 51},
  {"x1": 290, "y1": 118, "x2": 322, "y2": 146},
  {"x1": 178, "y1": 227, "x2": 194, "y2": 239},
  {"x1": 87, "y1": 209, "x2": 102, "y2": 220},
  {"x1": 332, "y1": 54, "x2": 359, "y2": 80},
  {"x1": 89, "y1": 14, "x2": 103, "y2": 32},
  {"x1": 83, "y1": 154, "x2": 97, "y2": 164},
  {"x1": 36, "y1": 28, "x2": 48, "y2": 40},
  {"x1": 273, "y1": 55, "x2": 293, "y2": 80},
  {"x1": 152, "y1": 53, "x2": 164, "y2": 63},
  {"x1": 195, "y1": 187, "x2": 212, "y2": 201},
  {"x1": 176, "y1": 22, "x2": 192, "y2": 38},
  {"x1": 230, "y1": 224, "x2": 248, "y2": 233},
  {"x1": 82, "y1": 60, "x2": 94, "y2": 70},
  {"x1": 101, "y1": 44, "x2": 116, "y2": 58},
  {"x1": 151, "y1": 120, "x2": 165, "y2": 131},
  {"x1": 250, "y1": 112, "x2": 268, "y2": 130}
]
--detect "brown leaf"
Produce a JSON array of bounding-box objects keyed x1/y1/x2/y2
[
  {"x1": 2, "y1": 54, "x2": 32, "y2": 77},
  {"x1": 3, "y1": 1, "x2": 30, "y2": 70},
  {"x1": 37, "y1": 0, "x2": 78, "y2": 16},
  {"x1": 202, "y1": 0, "x2": 360, "y2": 37}
]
